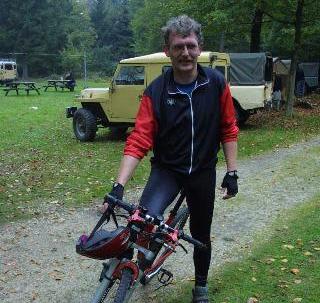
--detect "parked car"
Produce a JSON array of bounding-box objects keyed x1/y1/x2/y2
[
  {"x1": 0, "y1": 59, "x2": 17, "y2": 85},
  {"x1": 66, "y1": 52, "x2": 273, "y2": 141}
]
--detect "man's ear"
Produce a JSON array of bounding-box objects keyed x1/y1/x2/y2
[{"x1": 164, "y1": 45, "x2": 170, "y2": 57}]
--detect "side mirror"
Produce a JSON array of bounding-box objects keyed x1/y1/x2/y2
[{"x1": 110, "y1": 79, "x2": 115, "y2": 93}]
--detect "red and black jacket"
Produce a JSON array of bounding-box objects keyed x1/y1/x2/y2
[{"x1": 124, "y1": 64, "x2": 238, "y2": 175}]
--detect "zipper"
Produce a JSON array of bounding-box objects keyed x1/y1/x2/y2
[
  {"x1": 174, "y1": 86, "x2": 196, "y2": 175},
  {"x1": 168, "y1": 78, "x2": 209, "y2": 174},
  {"x1": 187, "y1": 94, "x2": 194, "y2": 174}
]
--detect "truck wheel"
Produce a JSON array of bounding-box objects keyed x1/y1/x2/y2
[
  {"x1": 109, "y1": 126, "x2": 128, "y2": 137},
  {"x1": 234, "y1": 101, "x2": 249, "y2": 126},
  {"x1": 73, "y1": 108, "x2": 97, "y2": 141}
]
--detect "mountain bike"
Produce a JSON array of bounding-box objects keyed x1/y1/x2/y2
[{"x1": 76, "y1": 191, "x2": 207, "y2": 303}]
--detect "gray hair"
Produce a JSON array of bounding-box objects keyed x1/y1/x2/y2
[{"x1": 161, "y1": 15, "x2": 203, "y2": 46}]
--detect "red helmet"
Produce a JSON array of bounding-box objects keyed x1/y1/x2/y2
[{"x1": 76, "y1": 226, "x2": 131, "y2": 260}]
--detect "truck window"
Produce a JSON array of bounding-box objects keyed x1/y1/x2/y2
[
  {"x1": 5, "y1": 64, "x2": 13, "y2": 70},
  {"x1": 115, "y1": 66, "x2": 144, "y2": 85},
  {"x1": 162, "y1": 66, "x2": 171, "y2": 73}
]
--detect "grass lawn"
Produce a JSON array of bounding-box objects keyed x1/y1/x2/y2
[
  {"x1": 161, "y1": 194, "x2": 320, "y2": 303},
  {"x1": 0, "y1": 82, "x2": 320, "y2": 222}
]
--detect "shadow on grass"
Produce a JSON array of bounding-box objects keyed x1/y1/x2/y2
[{"x1": 94, "y1": 131, "x2": 129, "y2": 143}]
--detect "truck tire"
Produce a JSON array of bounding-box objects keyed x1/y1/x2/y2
[
  {"x1": 73, "y1": 108, "x2": 97, "y2": 141},
  {"x1": 109, "y1": 126, "x2": 128, "y2": 137},
  {"x1": 233, "y1": 101, "x2": 249, "y2": 126}
]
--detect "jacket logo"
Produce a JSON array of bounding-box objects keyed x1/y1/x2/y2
[{"x1": 167, "y1": 98, "x2": 176, "y2": 106}]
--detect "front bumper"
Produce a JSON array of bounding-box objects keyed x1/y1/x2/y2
[{"x1": 66, "y1": 106, "x2": 77, "y2": 118}]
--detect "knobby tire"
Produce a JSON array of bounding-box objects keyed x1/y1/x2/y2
[
  {"x1": 169, "y1": 206, "x2": 189, "y2": 230},
  {"x1": 91, "y1": 277, "x2": 114, "y2": 303},
  {"x1": 112, "y1": 268, "x2": 134, "y2": 303}
]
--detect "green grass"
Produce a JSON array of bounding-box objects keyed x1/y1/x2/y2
[
  {"x1": 0, "y1": 84, "x2": 320, "y2": 222},
  {"x1": 161, "y1": 194, "x2": 320, "y2": 303}
]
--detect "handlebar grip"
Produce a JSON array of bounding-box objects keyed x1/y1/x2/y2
[
  {"x1": 179, "y1": 232, "x2": 207, "y2": 250},
  {"x1": 106, "y1": 194, "x2": 136, "y2": 213}
]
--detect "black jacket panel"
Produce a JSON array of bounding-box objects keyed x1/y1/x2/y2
[{"x1": 144, "y1": 65, "x2": 226, "y2": 174}]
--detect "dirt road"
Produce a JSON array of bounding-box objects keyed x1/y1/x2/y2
[{"x1": 1, "y1": 137, "x2": 319, "y2": 302}]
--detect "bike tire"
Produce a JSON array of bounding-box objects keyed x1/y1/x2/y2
[
  {"x1": 91, "y1": 277, "x2": 114, "y2": 303},
  {"x1": 112, "y1": 268, "x2": 134, "y2": 303},
  {"x1": 169, "y1": 206, "x2": 189, "y2": 230}
]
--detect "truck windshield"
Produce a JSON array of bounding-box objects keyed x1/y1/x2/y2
[{"x1": 115, "y1": 66, "x2": 144, "y2": 85}]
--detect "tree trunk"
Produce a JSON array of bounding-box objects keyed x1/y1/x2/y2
[
  {"x1": 250, "y1": 1, "x2": 263, "y2": 53},
  {"x1": 21, "y1": 54, "x2": 28, "y2": 80},
  {"x1": 286, "y1": 0, "x2": 304, "y2": 117},
  {"x1": 219, "y1": 32, "x2": 225, "y2": 52}
]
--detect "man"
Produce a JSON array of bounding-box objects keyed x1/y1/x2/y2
[{"x1": 103, "y1": 15, "x2": 239, "y2": 303}]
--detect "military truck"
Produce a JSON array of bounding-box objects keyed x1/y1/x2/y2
[
  {"x1": 0, "y1": 59, "x2": 17, "y2": 84},
  {"x1": 66, "y1": 52, "x2": 272, "y2": 141}
]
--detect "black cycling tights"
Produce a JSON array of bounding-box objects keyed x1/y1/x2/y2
[{"x1": 140, "y1": 164, "x2": 216, "y2": 286}]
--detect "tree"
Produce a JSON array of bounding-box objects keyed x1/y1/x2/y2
[
  {"x1": 90, "y1": 0, "x2": 134, "y2": 75},
  {"x1": 286, "y1": 0, "x2": 305, "y2": 116},
  {"x1": 0, "y1": 0, "x2": 73, "y2": 76},
  {"x1": 60, "y1": 0, "x2": 96, "y2": 76}
]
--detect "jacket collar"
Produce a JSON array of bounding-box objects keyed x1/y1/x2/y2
[{"x1": 166, "y1": 64, "x2": 209, "y2": 95}]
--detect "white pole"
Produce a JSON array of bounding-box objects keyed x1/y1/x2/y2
[{"x1": 84, "y1": 50, "x2": 87, "y2": 88}]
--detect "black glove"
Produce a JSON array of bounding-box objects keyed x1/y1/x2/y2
[
  {"x1": 104, "y1": 182, "x2": 124, "y2": 205},
  {"x1": 221, "y1": 171, "x2": 238, "y2": 197}
]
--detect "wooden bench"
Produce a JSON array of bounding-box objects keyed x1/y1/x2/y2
[
  {"x1": 24, "y1": 87, "x2": 41, "y2": 95},
  {"x1": 3, "y1": 87, "x2": 19, "y2": 96}
]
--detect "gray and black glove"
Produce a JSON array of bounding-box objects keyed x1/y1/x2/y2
[
  {"x1": 104, "y1": 182, "x2": 124, "y2": 204},
  {"x1": 221, "y1": 171, "x2": 238, "y2": 197}
]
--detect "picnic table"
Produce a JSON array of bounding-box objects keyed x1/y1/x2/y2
[
  {"x1": 43, "y1": 79, "x2": 74, "y2": 91},
  {"x1": 3, "y1": 81, "x2": 41, "y2": 96}
]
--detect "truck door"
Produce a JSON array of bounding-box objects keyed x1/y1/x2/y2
[{"x1": 111, "y1": 65, "x2": 145, "y2": 120}]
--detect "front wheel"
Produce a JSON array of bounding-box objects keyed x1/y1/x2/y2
[
  {"x1": 113, "y1": 268, "x2": 134, "y2": 303},
  {"x1": 170, "y1": 206, "x2": 189, "y2": 230},
  {"x1": 73, "y1": 108, "x2": 97, "y2": 141},
  {"x1": 91, "y1": 277, "x2": 114, "y2": 303}
]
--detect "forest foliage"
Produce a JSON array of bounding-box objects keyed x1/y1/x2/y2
[{"x1": 0, "y1": 0, "x2": 319, "y2": 77}]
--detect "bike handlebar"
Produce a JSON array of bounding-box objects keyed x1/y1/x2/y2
[
  {"x1": 178, "y1": 232, "x2": 207, "y2": 250},
  {"x1": 106, "y1": 194, "x2": 207, "y2": 250},
  {"x1": 106, "y1": 194, "x2": 137, "y2": 213}
]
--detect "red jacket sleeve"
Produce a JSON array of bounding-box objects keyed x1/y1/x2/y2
[
  {"x1": 124, "y1": 95, "x2": 158, "y2": 159},
  {"x1": 220, "y1": 84, "x2": 239, "y2": 143}
]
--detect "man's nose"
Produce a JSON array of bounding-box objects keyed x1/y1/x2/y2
[{"x1": 181, "y1": 45, "x2": 189, "y2": 55}]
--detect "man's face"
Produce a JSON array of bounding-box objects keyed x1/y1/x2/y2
[{"x1": 164, "y1": 31, "x2": 201, "y2": 74}]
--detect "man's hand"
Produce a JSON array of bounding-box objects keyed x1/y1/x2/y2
[
  {"x1": 100, "y1": 182, "x2": 124, "y2": 213},
  {"x1": 221, "y1": 171, "x2": 238, "y2": 199}
]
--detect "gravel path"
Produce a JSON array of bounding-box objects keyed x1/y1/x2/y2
[{"x1": 1, "y1": 137, "x2": 320, "y2": 303}]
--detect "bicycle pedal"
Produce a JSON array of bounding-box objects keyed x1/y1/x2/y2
[{"x1": 157, "y1": 268, "x2": 173, "y2": 284}]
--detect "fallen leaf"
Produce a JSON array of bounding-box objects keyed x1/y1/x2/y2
[
  {"x1": 265, "y1": 258, "x2": 276, "y2": 264},
  {"x1": 292, "y1": 298, "x2": 302, "y2": 303},
  {"x1": 282, "y1": 244, "x2": 294, "y2": 250},
  {"x1": 294, "y1": 279, "x2": 302, "y2": 284},
  {"x1": 148, "y1": 293, "x2": 157, "y2": 299},
  {"x1": 30, "y1": 259, "x2": 40, "y2": 266},
  {"x1": 251, "y1": 277, "x2": 257, "y2": 282},
  {"x1": 290, "y1": 268, "x2": 300, "y2": 275},
  {"x1": 281, "y1": 259, "x2": 288, "y2": 263},
  {"x1": 247, "y1": 297, "x2": 258, "y2": 303},
  {"x1": 32, "y1": 291, "x2": 39, "y2": 301},
  {"x1": 303, "y1": 251, "x2": 313, "y2": 256},
  {"x1": 313, "y1": 247, "x2": 320, "y2": 251}
]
